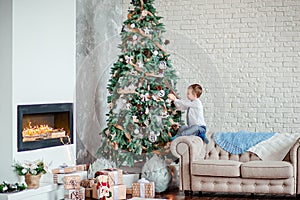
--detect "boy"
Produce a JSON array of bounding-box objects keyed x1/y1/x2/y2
[{"x1": 168, "y1": 84, "x2": 209, "y2": 143}]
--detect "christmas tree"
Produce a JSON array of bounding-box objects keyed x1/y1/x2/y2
[{"x1": 98, "y1": 0, "x2": 182, "y2": 166}]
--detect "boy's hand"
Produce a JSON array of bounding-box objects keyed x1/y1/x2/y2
[{"x1": 168, "y1": 94, "x2": 176, "y2": 101}]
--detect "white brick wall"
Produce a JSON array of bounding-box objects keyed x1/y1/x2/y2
[{"x1": 122, "y1": 0, "x2": 300, "y2": 133}]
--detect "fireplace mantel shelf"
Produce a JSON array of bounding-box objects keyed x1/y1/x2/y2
[{"x1": 0, "y1": 183, "x2": 63, "y2": 200}]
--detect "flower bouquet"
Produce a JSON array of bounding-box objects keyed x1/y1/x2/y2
[
  {"x1": 0, "y1": 182, "x2": 26, "y2": 193},
  {"x1": 13, "y1": 160, "x2": 47, "y2": 189}
]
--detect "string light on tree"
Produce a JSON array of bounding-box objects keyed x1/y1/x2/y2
[{"x1": 99, "y1": 0, "x2": 183, "y2": 167}]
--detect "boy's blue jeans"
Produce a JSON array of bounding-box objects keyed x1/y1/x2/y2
[
  {"x1": 178, "y1": 125, "x2": 206, "y2": 136},
  {"x1": 173, "y1": 125, "x2": 208, "y2": 143}
]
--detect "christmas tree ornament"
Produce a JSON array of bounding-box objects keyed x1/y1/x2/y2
[
  {"x1": 132, "y1": 116, "x2": 138, "y2": 123},
  {"x1": 158, "y1": 90, "x2": 165, "y2": 97},
  {"x1": 137, "y1": 60, "x2": 144, "y2": 68},
  {"x1": 141, "y1": 10, "x2": 148, "y2": 17},
  {"x1": 161, "y1": 111, "x2": 169, "y2": 118},
  {"x1": 125, "y1": 55, "x2": 134, "y2": 63},
  {"x1": 134, "y1": 129, "x2": 139, "y2": 134},
  {"x1": 159, "y1": 61, "x2": 167, "y2": 69},
  {"x1": 126, "y1": 103, "x2": 132, "y2": 109},
  {"x1": 130, "y1": 23, "x2": 136, "y2": 29},
  {"x1": 127, "y1": 123, "x2": 134, "y2": 131},
  {"x1": 148, "y1": 132, "x2": 157, "y2": 143},
  {"x1": 144, "y1": 27, "x2": 150, "y2": 35},
  {"x1": 156, "y1": 132, "x2": 160, "y2": 136},
  {"x1": 166, "y1": 99, "x2": 172, "y2": 106},
  {"x1": 140, "y1": 93, "x2": 150, "y2": 101},
  {"x1": 153, "y1": 50, "x2": 158, "y2": 56},
  {"x1": 119, "y1": 58, "x2": 124, "y2": 62},
  {"x1": 164, "y1": 39, "x2": 170, "y2": 45},
  {"x1": 132, "y1": 34, "x2": 138, "y2": 41},
  {"x1": 145, "y1": 107, "x2": 150, "y2": 114}
]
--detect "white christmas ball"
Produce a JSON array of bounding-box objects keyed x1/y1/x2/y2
[
  {"x1": 132, "y1": 35, "x2": 138, "y2": 40},
  {"x1": 158, "y1": 90, "x2": 165, "y2": 97},
  {"x1": 148, "y1": 134, "x2": 157, "y2": 143},
  {"x1": 134, "y1": 129, "x2": 139, "y2": 134},
  {"x1": 130, "y1": 23, "x2": 135, "y2": 29},
  {"x1": 153, "y1": 50, "x2": 158, "y2": 56}
]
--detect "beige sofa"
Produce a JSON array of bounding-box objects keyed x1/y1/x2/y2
[{"x1": 170, "y1": 132, "x2": 300, "y2": 197}]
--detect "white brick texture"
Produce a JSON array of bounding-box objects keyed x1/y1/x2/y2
[{"x1": 123, "y1": 0, "x2": 300, "y2": 133}]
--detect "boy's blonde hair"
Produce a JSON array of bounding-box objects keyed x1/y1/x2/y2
[{"x1": 188, "y1": 84, "x2": 202, "y2": 98}]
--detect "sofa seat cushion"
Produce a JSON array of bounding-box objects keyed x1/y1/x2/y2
[
  {"x1": 192, "y1": 160, "x2": 242, "y2": 177},
  {"x1": 241, "y1": 161, "x2": 293, "y2": 179}
]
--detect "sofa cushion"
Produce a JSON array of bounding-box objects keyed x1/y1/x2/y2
[
  {"x1": 241, "y1": 161, "x2": 293, "y2": 179},
  {"x1": 192, "y1": 160, "x2": 242, "y2": 177}
]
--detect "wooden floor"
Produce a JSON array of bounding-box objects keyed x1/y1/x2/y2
[
  {"x1": 150, "y1": 189, "x2": 297, "y2": 200},
  {"x1": 87, "y1": 188, "x2": 297, "y2": 199}
]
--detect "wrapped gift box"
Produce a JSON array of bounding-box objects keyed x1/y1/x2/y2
[
  {"x1": 85, "y1": 187, "x2": 93, "y2": 198},
  {"x1": 64, "y1": 175, "x2": 81, "y2": 190},
  {"x1": 92, "y1": 184, "x2": 126, "y2": 200},
  {"x1": 52, "y1": 164, "x2": 88, "y2": 174},
  {"x1": 80, "y1": 178, "x2": 96, "y2": 188},
  {"x1": 53, "y1": 171, "x2": 87, "y2": 184},
  {"x1": 95, "y1": 168, "x2": 123, "y2": 186},
  {"x1": 132, "y1": 178, "x2": 155, "y2": 198},
  {"x1": 64, "y1": 187, "x2": 85, "y2": 200}
]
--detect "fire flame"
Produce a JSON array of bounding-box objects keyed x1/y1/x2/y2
[{"x1": 22, "y1": 122, "x2": 54, "y2": 136}]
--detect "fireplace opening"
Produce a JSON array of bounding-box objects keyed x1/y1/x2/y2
[{"x1": 17, "y1": 103, "x2": 73, "y2": 152}]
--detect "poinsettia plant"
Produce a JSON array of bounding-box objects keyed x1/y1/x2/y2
[{"x1": 13, "y1": 160, "x2": 47, "y2": 176}]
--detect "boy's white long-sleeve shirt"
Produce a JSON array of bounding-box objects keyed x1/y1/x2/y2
[{"x1": 174, "y1": 98, "x2": 206, "y2": 127}]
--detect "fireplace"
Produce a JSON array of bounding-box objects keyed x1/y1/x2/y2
[{"x1": 17, "y1": 103, "x2": 73, "y2": 152}]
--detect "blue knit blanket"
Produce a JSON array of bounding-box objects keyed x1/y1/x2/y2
[{"x1": 213, "y1": 130, "x2": 276, "y2": 154}]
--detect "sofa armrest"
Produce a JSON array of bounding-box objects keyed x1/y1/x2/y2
[
  {"x1": 170, "y1": 136, "x2": 205, "y2": 191},
  {"x1": 289, "y1": 138, "x2": 300, "y2": 194}
]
